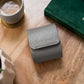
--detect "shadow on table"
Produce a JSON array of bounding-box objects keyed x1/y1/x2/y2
[{"x1": 35, "y1": 58, "x2": 63, "y2": 72}]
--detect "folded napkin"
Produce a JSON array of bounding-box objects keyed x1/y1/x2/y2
[
  {"x1": 0, "y1": 49, "x2": 15, "y2": 84},
  {"x1": 45, "y1": 0, "x2": 84, "y2": 38}
]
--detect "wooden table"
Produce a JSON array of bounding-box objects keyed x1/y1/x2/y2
[{"x1": 0, "y1": 0, "x2": 84, "y2": 84}]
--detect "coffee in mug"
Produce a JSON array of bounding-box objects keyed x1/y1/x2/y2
[
  {"x1": 0, "y1": 0, "x2": 21, "y2": 15},
  {"x1": 0, "y1": 0, "x2": 24, "y2": 24}
]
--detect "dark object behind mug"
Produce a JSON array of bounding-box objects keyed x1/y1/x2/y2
[{"x1": 27, "y1": 24, "x2": 62, "y2": 63}]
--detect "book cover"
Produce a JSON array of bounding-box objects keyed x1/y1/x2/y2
[{"x1": 44, "y1": 0, "x2": 84, "y2": 38}]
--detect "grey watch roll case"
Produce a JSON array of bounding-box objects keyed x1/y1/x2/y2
[{"x1": 27, "y1": 24, "x2": 62, "y2": 63}]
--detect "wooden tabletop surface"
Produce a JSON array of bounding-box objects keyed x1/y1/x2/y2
[{"x1": 0, "y1": 0, "x2": 84, "y2": 84}]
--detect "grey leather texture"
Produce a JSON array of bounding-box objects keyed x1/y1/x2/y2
[{"x1": 27, "y1": 24, "x2": 62, "y2": 63}]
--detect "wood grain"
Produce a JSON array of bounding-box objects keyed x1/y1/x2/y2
[{"x1": 0, "y1": 0, "x2": 84, "y2": 84}]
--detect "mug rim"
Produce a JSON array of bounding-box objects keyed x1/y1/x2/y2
[{"x1": 0, "y1": 0, "x2": 24, "y2": 17}]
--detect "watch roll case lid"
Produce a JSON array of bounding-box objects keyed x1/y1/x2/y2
[{"x1": 27, "y1": 24, "x2": 62, "y2": 63}]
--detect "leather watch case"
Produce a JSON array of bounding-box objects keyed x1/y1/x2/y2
[{"x1": 27, "y1": 24, "x2": 62, "y2": 63}]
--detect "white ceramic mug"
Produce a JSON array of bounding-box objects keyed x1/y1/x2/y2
[{"x1": 0, "y1": 0, "x2": 24, "y2": 24}]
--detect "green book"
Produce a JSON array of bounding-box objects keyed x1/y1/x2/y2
[{"x1": 44, "y1": 0, "x2": 84, "y2": 39}]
